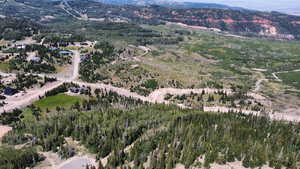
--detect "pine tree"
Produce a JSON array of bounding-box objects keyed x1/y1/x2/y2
[{"x1": 166, "y1": 146, "x2": 175, "y2": 169}]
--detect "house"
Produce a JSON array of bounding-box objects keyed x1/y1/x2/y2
[
  {"x1": 3, "y1": 88, "x2": 18, "y2": 96},
  {"x1": 59, "y1": 50, "x2": 73, "y2": 55},
  {"x1": 59, "y1": 42, "x2": 69, "y2": 47},
  {"x1": 16, "y1": 44, "x2": 26, "y2": 49},
  {"x1": 80, "y1": 42, "x2": 89, "y2": 46},
  {"x1": 80, "y1": 55, "x2": 88, "y2": 61},
  {"x1": 49, "y1": 46, "x2": 58, "y2": 51},
  {"x1": 30, "y1": 57, "x2": 41, "y2": 63},
  {"x1": 69, "y1": 87, "x2": 80, "y2": 93}
]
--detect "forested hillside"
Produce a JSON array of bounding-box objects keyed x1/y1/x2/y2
[
  {"x1": 1, "y1": 0, "x2": 300, "y2": 169},
  {"x1": 1, "y1": 0, "x2": 300, "y2": 39},
  {"x1": 0, "y1": 147, "x2": 43, "y2": 169},
  {"x1": 0, "y1": 17, "x2": 42, "y2": 40},
  {"x1": 3, "y1": 103, "x2": 300, "y2": 169},
  {"x1": 126, "y1": 6, "x2": 300, "y2": 39}
]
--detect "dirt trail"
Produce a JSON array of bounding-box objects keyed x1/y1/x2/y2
[
  {"x1": 254, "y1": 78, "x2": 268, "y2": 92},
  {"x1": 272, "y1": 72, "x2": 282, "y2": 81},
  {"x1": 272, "y1": 69, "x2": 300, "y2": 82},
  {"x1": 148, "y1": 88, "x2": 231, "y2": 103}
]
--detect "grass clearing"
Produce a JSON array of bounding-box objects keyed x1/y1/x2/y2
[
  {"x1": 278, "y1": 71, "x2": 300, "y2": 89},
  {"x1": 34, "y1": 93, "x2": 83, "y2": 111},
  {"x1": 21, "y1": 94, "x2": 84, "y2": 122},
  {"x1": 0, "y1": 62, "x2": 10, "y2": 72}
]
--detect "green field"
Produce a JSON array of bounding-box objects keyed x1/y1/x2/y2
[
  {"x1": 278, "y1": 71, "x2": 300, "y2": 89},
  {"x1": 34, "y1": 93, "x2": 83, "y2": 110},
  {"x1": 0, "y1": 62, "x2": 10, "y2": 72},
  {"x1": 21, "y1": 94, "x2": 83, "y2": 121}
]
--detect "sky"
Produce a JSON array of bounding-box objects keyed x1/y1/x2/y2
[{"x1": 177, "y1": 0, "x2": 300, "y2": 15}]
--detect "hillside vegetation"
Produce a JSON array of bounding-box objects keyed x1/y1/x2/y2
[
  {"x1": 0, "y1": 17, "x2": 42, "y2": 40},
  {"x1": 2, "y1": 104, "x2": 300, "y2": 169},
  {"x1": 1, "y1": 0, "x2": 300, "y2": 39},
  {"x1": 1, "y1": 1, "x2": 300, "y2": 169}
]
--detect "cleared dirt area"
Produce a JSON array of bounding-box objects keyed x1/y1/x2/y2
[
  {"x1": 34, "y1": 153, "x2": 96, "y2": 169},
  {"x1": 57, "y1": 155, "x2": 96, "y2": 169},
  {"x1": 209, "y1": 161, "x2": 272, "y2": 169},
  {"x1": 0, "y1": 125, "x2": 12, "y2": 139}
]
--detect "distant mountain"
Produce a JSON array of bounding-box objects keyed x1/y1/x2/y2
[
  {"x1": 1, "y1": 0, "x2": 300, "y2": 40},
  {"x1": 96, "y1": 0, "x2": 245, "y2": 10}
]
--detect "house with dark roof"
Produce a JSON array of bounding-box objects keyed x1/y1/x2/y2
[
  {"x1": 4, "y1": 88, "x2": 18, "y2": 96},
  {"x1": 80, "y1": 42, "x2": 89, "y2": 46},
  {"x1": 69, "y1": 87, "x2": 80, "y2": 93},
  {"x1": 59, "y1": 50, "x2": 73, "y2": 55},
  {"x1": 80, "y1": 55, "x2": 88, "y2": 61}
]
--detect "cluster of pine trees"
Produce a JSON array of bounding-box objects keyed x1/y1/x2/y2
[
  {"x1": 3, "y1": 104, "x2": 300, "y2": 169},
  {"x1": 126, "y1": 113, "x2": 300, "y2": 169},
  {"x1": 0, "y1": 147, "x2": 44, "y2": 169},
  {"x1": 0, "y1": 17, "x2": 42, "y2": 40},
  {"x1": 8, "y1": 43, "x2": 72, "y2": 73},
  {"x1": 80, "y1": 42, "x2": 122, "y2": 82}
]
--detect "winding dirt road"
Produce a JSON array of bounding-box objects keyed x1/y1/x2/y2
[
  {"x1": 75, "y1": 82, "x2": 231, "y2": 104},
  {"x1": 1, "y1": 49, "x2": 299, "y2": 122}
]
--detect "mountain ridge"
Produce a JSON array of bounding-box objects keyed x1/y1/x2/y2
[
  {"x1": 95, "y1": 0, "x2": 246, "y2": 10},
  {"x1": 1, "y1": 0, "x2": 300, "y2": 40}
]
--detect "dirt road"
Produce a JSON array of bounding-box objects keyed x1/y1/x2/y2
[
  {"x1": 0, "y1": 71, "x2": 15, "y2": 77},
  {"x1": 75, "y1": 82, "x2": 231, "y2": 104},
  {"x1": 254, "y1": 78, "x2": 268, "y2": 92},
  {"x1": 70, "y1": 50, "x2": 80, "y2": 81},
  {"x1": 1, "y1": 48, "x2": 298, "y2": 122},
  {"x1": 148, "y1": 88, "x2": 231, "y2": 103},
  {"x1": 0, "y1": 81, "x2": 63, "y2": 113}
]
